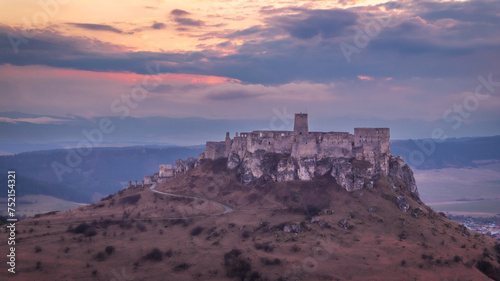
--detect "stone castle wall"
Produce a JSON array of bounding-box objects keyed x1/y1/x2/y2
[{"x1": 203, "y1": 121, "x2": 390, "y2": 165}]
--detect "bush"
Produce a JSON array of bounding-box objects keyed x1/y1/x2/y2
[
  {"x1": 119, "y1": 194, "x2": 141, "y2": 205},
  {"x1": 70, "y1": 223, "x2": 90, "y2": 234},
  {"x1": 476, "y1": 260, "x2": 500, "y2": 280},
  {"x1": 261, "y1": 257, "x2": 281, "y2": 265},
  {"x1": 95, "y1": 251, "x2": 106, "y2": 261},
  {"x1": 105, "y1": 246, "x2": 115, "y2": 255},
  {"x1": 224, "y1": 249, "x2": 251, "y2": 280},
  {"x1": 34, "y1": 246, "x2": 42, "y2": 253},
  {"x1": 144, "y1": 248, "x2": 163, "y2": 261},
  {"x1": 84, "y1": 227, "x2": 98, "y2": 237},
  {"x1": 241, "y1": 230, "x2": 252, "y2": 239},
  {"x1": 305, "y1": 204, "x2": 321, "y2": 217},
  {"x1": 136, "y1": 223, "x2": 147, "y2": 232},
  {"x1": 173, "y1": 263, "x2": 191, "y2": 272},
  {"x1": 190, "y1": 226, "x2": 204, "y2": 236},
  {"x1": 254, "y1": 242, "x2": 274, "y2": 252},
  {"x1": 165, "y1": 249, "x2": 173, "y2": 258}
]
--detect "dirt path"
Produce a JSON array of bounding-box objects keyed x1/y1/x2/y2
[{"x1": 149, "y1": 183, "x2": 233, "y2": 214}]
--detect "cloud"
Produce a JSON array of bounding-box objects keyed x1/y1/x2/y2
[
  {"x1": 226, "y1": 25, "x2": 264, "y2": 39},
  {"x1": 271, "y1": 9, "x2": 358, "y2": 39},
  {"x1": 151, "y1": 22, "x2": 167, "y2": 30},
  {"x1": 174, "y1": 17, "x2": 204, "y2": 27},
  {"x1": 171, "y1": 9, "x2": 190, "y2": 16},
  {"x1": 1, "y1": 1, "x2": 500, "y2": 86},
  {"x1": 358, "y1": 75, "x2": 374, "y2": 81},
  {"x1": 0, "y1": 116, "x2": 67, "y2": 124},
  {"x1": 66, "y1": 23, "x2": 125, "y2": 34}
]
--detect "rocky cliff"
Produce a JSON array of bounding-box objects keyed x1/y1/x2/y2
[{"x1": 176, "y1": 149, "x2": 420, "y2": 199}]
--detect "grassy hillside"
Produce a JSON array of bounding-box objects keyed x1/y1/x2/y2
[{"x1": 1, "y1": 159, "x2": 499, "y2": 281}]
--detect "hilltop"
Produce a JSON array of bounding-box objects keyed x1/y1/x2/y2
[{"x1": 2, "y1": 158, "x2": 500, "y2": 281}]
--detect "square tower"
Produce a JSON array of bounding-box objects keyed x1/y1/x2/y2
[{"x1": 294, "y1": 113, "x2": 309, "y2": 135}]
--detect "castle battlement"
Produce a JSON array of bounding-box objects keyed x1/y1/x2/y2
[{"x1": 202, "y1": 113, "x2": 390, "y2": 162}]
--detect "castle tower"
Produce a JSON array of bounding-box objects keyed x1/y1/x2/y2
[{"x1": 294, "y1": 113, "x2": 308, "y2": 135}]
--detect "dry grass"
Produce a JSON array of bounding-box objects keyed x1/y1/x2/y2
[{"x1": 1, "y1": 159, "x2": 499, "y2": 281}]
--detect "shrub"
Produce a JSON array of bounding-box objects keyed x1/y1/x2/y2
[
  {"x1": 173, "y1": 263, "x2": 191, "y2": 272},
  {"x1": 70, "y1": 223, "x2": 90, "y2": 234},
  {"x1": 254, "y1": 242, "x2": 274, "y2": 252},
  {"x1": 165, "y1": 249, "x2": 173, "y2": 258},
  {"x1": 145, "y1": 248, "x2": 163, "y2": 261},
  {"x1": 34, "y1": 246, "x2": 42, "y2": 253},
  {"x1": 190, "y1": 226, "x2": 204, "y2": 236},
  {"x1": 105, "y1": 246, "x2": 115, "y2": 255},
  {"x1": 136, "y1": 223, "x2": 147, "y2": 232},
  {"x1": 476, "y1": 260, "x2": 500, "y2": 280},
  {"x1": 119, "y1": 194, "x2": 141, "y2": 205},
  {"x1": 224, "y1": 249, "x2": 251, "y2": 280},
  {"x1": 241, "y1": 230, "x2": 252, "y2": 239},
  {"x1": 95, "y1": 251, "x2": 106, "y2": 261},
  {"x1": 304, "y1": 204, "x2": 321, "y2": 217},
  {"x1": 36, "y1": 261, "x2": 42, "y2": 270},
  {"x1": 84, "y1": 227, "x2": 98, "y2": 237},
  {"x1": 261, "y1": 257, "x2": 281, "y2": 266}
]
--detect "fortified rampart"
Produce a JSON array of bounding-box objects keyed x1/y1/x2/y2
[{"x1": 202, "y1": 114, "x2": 390, "y2": 169}]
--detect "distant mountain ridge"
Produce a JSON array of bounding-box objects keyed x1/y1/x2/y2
[
  {"x1": 391, "y1": 135, "x2": 500, "y2": 169},
  {"x1": 1, "y1": 111, "x2": 500, "y2": 154}
]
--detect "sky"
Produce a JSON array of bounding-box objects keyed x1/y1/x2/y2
[{"x1": 0, "y1": 0, "x2": 500, "y2": 145}]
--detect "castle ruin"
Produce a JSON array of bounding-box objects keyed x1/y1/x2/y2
[{"x1": 203, "y1": 113, "x2": 390, "y2": 174}]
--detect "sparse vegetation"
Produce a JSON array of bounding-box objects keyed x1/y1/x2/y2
[
  {"x1": 260, "y1": 257, "x2": 281, "y2": 266},
  {"x1": 190, "y1": 226, "x2": 204, "y2": 236},
  {"x1": 119, "y1": 194, "x2": 141, "y2": 205},
  {"x1": 136, "y1": 222, "x2": 147, "y2": 232},
  {"x1": 94, "y1": 251, "x2": 106, "y2": 261},
  {"x1": 254, "y1": 242, "x2": 274, "y2": 252},
  {"x1": 105, "y1": 246, "x2": 115, "y2": 255},
  {"x1": 241, "y1": 230, "x2": 252, "y2": 239},
  {"x1": 69, "y1": 223, "x2": 90, "y2": 234},
  {"x1": 224, "y1": 249, "x2": 252, "y2": 280},
  {"x1": 476, "y1": 260, "x2": 500, "y2": 280},
  {"x1": 144, "y1": 248, "x2": 163, "y2": 261},
  {"x1": 173, "y1": 263, "x2": 191, "y2": 272}
]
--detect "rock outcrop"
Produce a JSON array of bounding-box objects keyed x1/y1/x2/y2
[{"x1": 222, "y1": 149, "x2": 419, "y2": 198}]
